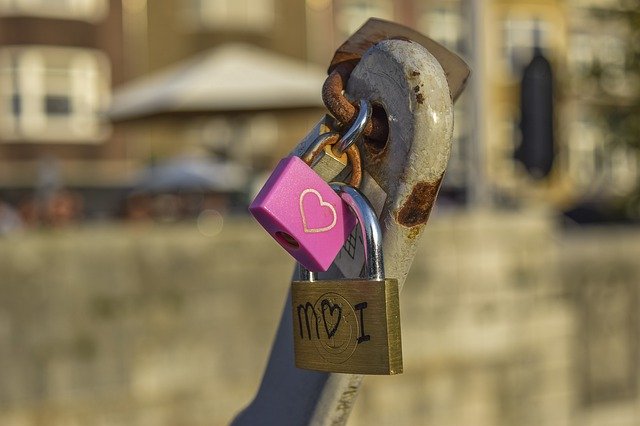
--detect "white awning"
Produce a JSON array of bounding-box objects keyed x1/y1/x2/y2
[{"x1": 109, "y1": 43, "x2": 327, "y2": 121}]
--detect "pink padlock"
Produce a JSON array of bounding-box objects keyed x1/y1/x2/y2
[{"x1": 249, "y1": 156, "x2": 357, "y2": 272}]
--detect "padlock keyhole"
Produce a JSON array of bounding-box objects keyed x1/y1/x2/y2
[{"x1": 275, "y1": 231, "x2": 300, "y2": 249}]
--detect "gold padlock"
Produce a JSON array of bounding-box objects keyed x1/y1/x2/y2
[{"x1": 291, "y1": 183, "x2": 402, "y2": 375}]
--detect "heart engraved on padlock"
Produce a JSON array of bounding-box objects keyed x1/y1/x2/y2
[
  {"x1": 299, "y1": 189, "x2": 337, "y2": 234},
  {"x1": 291, "y1": 183, "x2": 402, "y2": 375}
]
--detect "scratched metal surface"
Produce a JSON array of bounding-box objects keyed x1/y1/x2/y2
[{"x1": 232, "y1": 40, "x2": 454, "y2": 426}]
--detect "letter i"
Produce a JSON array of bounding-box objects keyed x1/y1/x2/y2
[{"x1": 354, "y1": 302, "x2": 370, "y2": 344}]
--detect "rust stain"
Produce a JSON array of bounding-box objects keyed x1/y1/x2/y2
[
  {"x1": 406, "y1": 225, "x2": 421, "y2": 241},
  {"x1": 396, "y1": 177, "x2": 443, "y2": 229},
  {"x1": 413, "y1": 84, "x2": 425, "y2": 104},
  {"x1": 362, "y1": 137, "x2": 389, "y2": 168}
]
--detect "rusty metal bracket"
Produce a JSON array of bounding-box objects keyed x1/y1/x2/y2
[
  {"x1": 321, "y1": 17, "x2": 470, "y2": 150},
  {"x1": 233, "y1": 27, "x2": 467, "y2": 426}
]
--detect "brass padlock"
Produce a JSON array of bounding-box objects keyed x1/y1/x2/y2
[{"x1": 291, "y1": 183, "x2": 402, "y2": 375}]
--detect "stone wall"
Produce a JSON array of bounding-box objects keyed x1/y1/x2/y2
[
  {"x1": 353, "y1": 210, "x2": 572, "y2": 426},
  {"x1": 0, "y1": 221, "x2": 291, "y2": 425},
  {"x1": 0, "y1": 212, "x2": 638, "y2": 425}
]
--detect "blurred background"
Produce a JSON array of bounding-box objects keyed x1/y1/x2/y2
[{"x1": 0, "y1": 0, "x2": 638, "y2": 425}]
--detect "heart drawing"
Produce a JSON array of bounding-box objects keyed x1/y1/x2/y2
[
  {"x1": 321, "y1": 299, "x2": 342, "y2": 339},
  {"x1": 299, "y1": 188, "x2": 337, "y2": 234}
]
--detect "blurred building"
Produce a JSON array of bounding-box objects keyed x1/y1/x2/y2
[
  {"x1": 115, "y1": 0, "x2": 474, "y2": 205},
  {"x1": 130, "y1": 0, "x2": 307, "y2": 77},
  {"x1": 113, "y1": 0, "x2": 329, "y2": 214},
  {"x1": 154, "y1": 0, "x2": 634, "y2": 213},
  {"x1": 562, "y1": 0, "x2": 640, "y2": 220},
  {"x1": 110, "y1": 43, "x2": 328, "y2": 180},
  {"x1": 0, "y1": 0, "x2": 128, "y2": 219},
  {"x1": 465, "y1": 0, "x2": 638, "y2": 217},
  {"x1": 0, "y1": 0, "x2": 637, "y2": 221}
]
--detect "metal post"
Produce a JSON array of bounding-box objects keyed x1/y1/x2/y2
[{"x1": 233, "y1": 39, "x2": 455, "y2": 426}]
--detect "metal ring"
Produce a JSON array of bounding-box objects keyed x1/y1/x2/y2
[
  {"x1": 302, "y1": 134, "x2": 362, "y2": 188},
  {"x1": 342, "y1": 145, "x2": 362, "y2": 188},
  {"x1": 298, "y1": 183, "x2": 384, "y2": 281},
  {"x1": 334, "y1": 99, "x2": 371, "y2": 155}
]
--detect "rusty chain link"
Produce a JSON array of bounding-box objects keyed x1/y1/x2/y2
[{"x1": 321, "y1": 61, "x2": 389, "y2": 146}]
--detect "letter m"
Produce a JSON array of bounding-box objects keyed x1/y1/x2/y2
[{"x1": 297, "y1": 303, "x2": 319, "y2": 340}]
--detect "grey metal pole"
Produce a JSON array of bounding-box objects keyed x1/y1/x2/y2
[{"x1": 466, "y1": 0, "x2": 489, "y2": 206}]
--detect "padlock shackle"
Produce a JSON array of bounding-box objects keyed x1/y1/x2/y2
[
  {"x1": 334, "y1": 99, "x2": 370, "y2": 155},
  {"x1": 330, "y1": 182, "x2": 384, "y2": 281},
  {"x1": 297, "y1": 183, "x2": 384, "y2": 281},
  {"x1": 298, "y1": 263, "x2": 317, "y2": 282}
]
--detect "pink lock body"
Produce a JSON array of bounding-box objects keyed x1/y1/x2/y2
[{"x1": 249, "y1": 156, "x2": 356, "y2": 272}]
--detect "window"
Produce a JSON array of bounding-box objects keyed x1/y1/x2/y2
[
  {"x1": 0, "y1": 0, "x2": 108, "y2": 22},
  {"x1": 335, "y1": 0, "x2": 393, "y2": 40},
  {"x1": 0, "y1": 46, "x2": 111, "y2": 143},
  {"x1": 183, "y1": 0, "x2": 275, "y2": 33}
]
